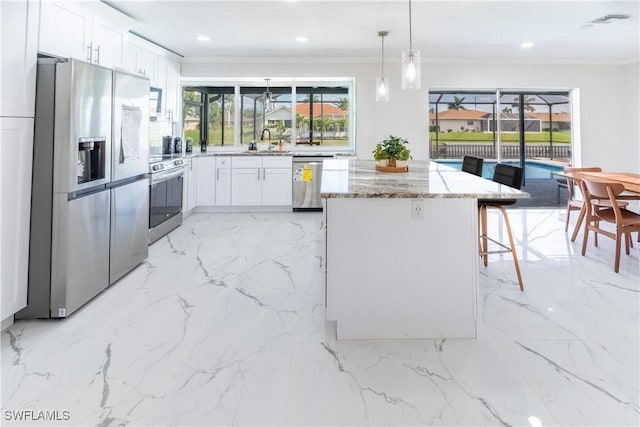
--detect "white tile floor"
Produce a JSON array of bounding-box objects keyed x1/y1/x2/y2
[{"x1": 2, "y1": 209, "x2": 639, "y2": 426}]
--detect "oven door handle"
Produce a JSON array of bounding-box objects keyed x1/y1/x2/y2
[{"x1": 151, "y1": 169, "x2": 184, "y2": 184}]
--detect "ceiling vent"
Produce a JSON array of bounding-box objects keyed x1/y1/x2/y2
[{"x1": 591, "y1": 14, "x2": 630, "y2": 24}]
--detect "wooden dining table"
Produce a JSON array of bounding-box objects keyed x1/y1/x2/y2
[
  {"x1": 579, "y1": 171, "x2": 640, "y2": 194},
  {"x1": 552, "y1": 170, "x2": 640, "y2": 241}
]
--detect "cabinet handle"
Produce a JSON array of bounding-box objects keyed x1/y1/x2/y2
[
  {"x1": 94, "y1": 45, "x2": 100, "y2": 64},
  {"x1": 216, "y1": 169, "x2": 220, "y2": 181},
  {"x1": 262, "y1": 168, "x2": 266, "y2": 180},
  {"x1": 87, "y1": 43, "x2": 93, "y2": 62}
]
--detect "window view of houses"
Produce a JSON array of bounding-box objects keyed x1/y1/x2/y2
[
  {"x1": 429, "y1": 91, "x2": 572, "y2": 163},
  {"x1": 183, "y1": 85, "x2": 350, "y2": 149}
]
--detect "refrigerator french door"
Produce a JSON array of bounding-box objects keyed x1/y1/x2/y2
[{"x1": 109, "y1": 70, "x2": 150, "y2": 284}]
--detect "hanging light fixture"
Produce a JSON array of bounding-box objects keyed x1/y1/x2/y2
[
  {"x1": 263, "y1": 78, "x2": 273, "y2": 111},
  {"x1": 376, "y1": 31, "x2": 389, "y2": 102},
  {"x1": 402, "y1": 0, "x2": 421, "y2": 89}
]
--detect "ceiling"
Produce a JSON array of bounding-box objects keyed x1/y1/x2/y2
[{"x1": 105, "y1": 0, "x2": 639, "y2": 63}]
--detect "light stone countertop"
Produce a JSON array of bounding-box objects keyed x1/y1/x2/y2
[
  {"x1": 184, "y1": 151, "x2": 354, "y2": 158},
  {"x1": 320, "y1": 159, "x2": 530, "y2": 199}
]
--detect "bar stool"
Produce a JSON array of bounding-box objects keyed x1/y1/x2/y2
[
  {"x1": 462, "y1": 156, "x2": 483, "y2": 177},
  {"x1": 478, "y1": 164, "x2": 524, "y2": 291}
]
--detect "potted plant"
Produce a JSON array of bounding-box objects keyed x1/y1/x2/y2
[
  {"x1": 372, "y1": 144, "x2": 390, "y2": 166},
  {"x1": 373, "y1": 135, "x2": 412, "y2": 168}
]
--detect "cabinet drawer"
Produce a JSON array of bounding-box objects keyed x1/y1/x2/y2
[
  {"x1": 232, "y1": 156, "x2": 261, "y2": 168},
  {"x1": 262, "y1": 156, "x2": 292, "y2": 168},
  {"x1": 216, "y1": 156, "x2": 231, "y2": 168}
]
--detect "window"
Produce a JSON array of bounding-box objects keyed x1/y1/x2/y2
[
  {"x1": 182, "y1": 80, "x2": 354, "y2": 150},
  {"x1": 206, "y1": 87, "x2": 234, "y2": 146},
  {"x1": 182, "y1": 87, "x2": 235, "y2": 148},
  {"x1": 183, "y1": 88, "x2": 203, "y2": 149},
  {"x1": 240, "y1": 87, "x2": 291, "y2": 145},
  {"x1": 296, "y1": 87, "x2": 349, "y2": 146}
]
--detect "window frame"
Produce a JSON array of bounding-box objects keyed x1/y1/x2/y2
[{"x1": 180, "y1": 78, "x2": 356, "y2": 152}]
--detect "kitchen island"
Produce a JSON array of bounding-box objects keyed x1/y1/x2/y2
[{"x1": 321, "y1": 159, "x2": 528, "y2": 340}]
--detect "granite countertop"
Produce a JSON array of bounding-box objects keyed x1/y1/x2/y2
[
  {"x1": 185, "y1": 150, "x2": 355, "y2": 158},
  {"x1": 320, "y1": 160, "x2": 530, "y2": 200}
]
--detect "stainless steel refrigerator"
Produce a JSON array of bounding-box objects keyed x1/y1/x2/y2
[{"x1": 18, "y1": 58, "x2": 149, "y2": 319}]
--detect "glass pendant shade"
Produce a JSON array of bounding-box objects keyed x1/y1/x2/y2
[
  {"x1": 376, "y1": 77, "x2": 389, "y2": 102},
  {"x1": 376, "y1": 30, "x2": 389, "y2": 103},
  {"x1": 402, "y1": 49, "x2": 421, "y2": 89},
  {"x1": 263, "y1": 78, "x2": 272, "y2": 111},
  {"x1": 263, "y1": 91, "x2": 272, "y2": 111}
]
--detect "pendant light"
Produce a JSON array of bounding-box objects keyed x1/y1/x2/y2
[
  {"x1": 263, "y1": 78, "x2": 272, "y2": 111},
  {"x1": 376, "y1": 31, "x2": 389, "y2": 102},
  {"x1": 402, "y1": 0, "x2": 421, "y2": 89}
]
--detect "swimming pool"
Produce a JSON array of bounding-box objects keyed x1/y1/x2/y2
[{"x1": 435, "y1": 160, "x2": 563, "y2": 179}]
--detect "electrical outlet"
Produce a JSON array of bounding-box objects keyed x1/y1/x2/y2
[{"x1": 411, "y1": 200, "x2": 424, "y2": 219}]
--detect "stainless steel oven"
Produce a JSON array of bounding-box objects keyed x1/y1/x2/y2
[{"x1": 149, "y1": 158, "x2": 184, "y2": 244}]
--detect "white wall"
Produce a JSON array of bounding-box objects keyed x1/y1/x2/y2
[{"x1": 182, "y1": 60, "x2": 639, "y2": 172}]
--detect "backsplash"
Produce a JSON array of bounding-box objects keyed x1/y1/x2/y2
[{"x1": 149, "y1": 119, "x2": 173, "y2": 157}]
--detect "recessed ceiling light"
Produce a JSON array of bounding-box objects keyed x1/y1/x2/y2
[
  {"x1": 520, "y1": 42, "x2": 535, "y2": 49},
  {"x1": 196, "y1": 35, "x2": 210, "y2": 42},
  {"x1": 296, "y1": 36, "x2": 309, "y2": 43}
]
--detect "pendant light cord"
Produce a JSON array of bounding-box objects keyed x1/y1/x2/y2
[
  {"x1": 381, "y1": 34, "x2": 385, "y2": 76},
  {"x1": 409, "y1": 0, "x2": 413, "y2": 51}
]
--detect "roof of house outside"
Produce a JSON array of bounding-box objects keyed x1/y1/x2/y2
[
  {"x1": 296, "y1": 103, "x2": 347, "y2": 118},
  {"x1": 429, "y1": 109, "x2": 489, "y2": 120},
  {"x1": 429, "y1": 109, "x2": 572, "y2": 122},
  {"x1": 527, "y1": 112, "x2": 571, "y2": 122},
  {"x1": 263, "y1": 103, "x2": 348, "y2": 120}
]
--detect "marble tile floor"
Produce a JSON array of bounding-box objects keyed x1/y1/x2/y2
[{"x1": 1, "y1": 209, "x2": 639, "y2": 427}]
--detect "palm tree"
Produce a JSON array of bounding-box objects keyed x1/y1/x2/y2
[
  {"x1": 512, "y1": 95, "x2": 536, "y2": 112},
  {"x1": 502, "y1": 106, "x2": 513, "y2": 115},
  {"x1": 336, "y1": 97, "x2": 349, "y2": 111},
  {"x1": 447, "y1": 96, "x2": 467, "y2": 110}
]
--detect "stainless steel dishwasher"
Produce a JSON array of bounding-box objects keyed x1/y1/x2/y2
[{"x1": 292, "y1": 155, "x2": 333, "y2": 211}]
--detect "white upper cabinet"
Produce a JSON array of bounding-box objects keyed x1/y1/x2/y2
[
  {"x1": 128, "y1": 35, "x2": 181, "y2": 121},
  {"x1": 39, "y1": 0, "x2": 130, "y2": 69},
  {"x1": 129, "y1": 43, "x2": 157, "y2": 85},
  {"x1": 0, "y1": 0, "x2": 39, "y2": 117},
  {"x1": 164, "y1": 59, "x2": 181, "y2": 122}
]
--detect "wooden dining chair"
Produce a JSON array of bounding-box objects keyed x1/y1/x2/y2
[
  {"x1": 478, "y1": 163, "x2": 524, "y2": 291},
  {"x1": 462, "y1": 156, "x2": 484, "y2": 177},
  {"x1": 564, "y1": 167, "x2": 629, "y2": 242},
  {"x1": 581, "y1": 177, "x2": 640, "y2": 273},
  {"x1": 563, "y1": 167, "x2": 602, "y2": 235}
]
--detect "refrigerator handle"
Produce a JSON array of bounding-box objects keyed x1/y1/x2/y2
[
  {"x1": 86, "y1": 42, "x2": 93, "y2": 62},
  {"x1": 94, "y1": 45, "x2": 100, "y2": 65}
]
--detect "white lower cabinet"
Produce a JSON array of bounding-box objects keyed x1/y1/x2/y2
[
  {"x1": 191, "y1": 155, "x2": 292, "y2": 210},
  {"x1": 1, "y1": 118, "x2": 34, "y2": 322},
  {"x1": 183, "y1": 158, "x2": 197, "y2": 213},
  {"x1": 195, "y1": 157, "x2": 215, "y2": 206},
  {"x1": 215, "y1": 157, "x2": 231, "y2": 206},
  {"x1": 262, "y1": 168, "x2": 293, "y2": 205},
  {"x1": 231, "y1": 167, "x2": 261, "y2": 206},
  {"x1": 231, "y1": 156, "x2": 292, "y2": 206}
]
